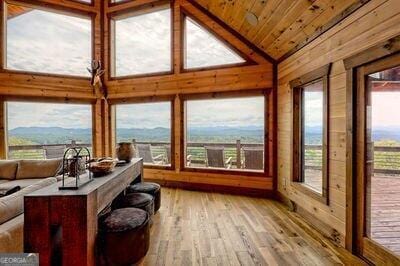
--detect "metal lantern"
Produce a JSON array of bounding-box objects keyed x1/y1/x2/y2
[{"x1": 59, "y1": 146, "x2": 93, "y2": 190}]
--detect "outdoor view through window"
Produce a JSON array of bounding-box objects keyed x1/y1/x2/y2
[
  {"x1": 116, "y1": 102, "x2": 172, "y2": 166},
  {"x1": 7, "y1": 102, "x2": 92, "y2": 159},
  {"x1": 113, "y1": 7, "x2": 171, "y2": 76},
  {"x1": 302, "y1": 80, "x2": 324, "y2": 194},
  {"x1": 366, "y1": 65, "x2": 400, "y2": 256},
  {"x1": 6, "y1": 3, "x2": 92, "y2": 76},
  {"x1": 185, "y1": 96, "x2": 264, "y2": 171},
  {"x1": 185, "y1": 17, "x2": 245, "y2": 69}
]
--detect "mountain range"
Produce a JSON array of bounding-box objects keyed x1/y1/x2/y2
[{"x1": 8, "y1": 125, "x2": 400, "y2": 145}]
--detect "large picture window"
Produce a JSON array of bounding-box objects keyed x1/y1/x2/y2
[
  {"x1": 292, "y1": 64, "x2": 330, "y2": 203},
  {"x1": 116, "y1": 102, "x2": 172, "y2": 167},
  {"x1": 184, "y1": 95, "x2": 265, "y2": 172},
  {"x1": 5, "y1": 3, "x2": 92, "y2": 76},
  {"x1": 7, "y1": 102, "x2": 92, "y2": 159},
  {"x1": 111, "y1": 5, "x2": 172, "y2": 77}
]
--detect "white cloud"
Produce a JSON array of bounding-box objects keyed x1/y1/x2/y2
[
  {"x1": 185, "y1": 18, "x2": 245, "y2": 69},
  {"x1": 7, "y1": 102, "x2": 92, "y2": 129},
  {"x1": 7, "y1": 9, "x2": 91, "y2": 76},
  {"x1": 187, "y1": 97, "x2": 264, "y2": 128},
  {"x1": 116, "y1": 102, "x2": 171, "y2": 128},
  {"x1": 115, "y1": 8, "x2": 171, "y2": 76}
]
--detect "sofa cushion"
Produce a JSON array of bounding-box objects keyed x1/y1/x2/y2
[
  {"x1": 0, "y1": 177, "x2": 57, "y2": 224},
  {"x1": 0, "y1": 214, "x2": 23, "y2": 253},
  {"x1": 16, "y1": 159, "x2": 62, "y2": 179},
  {"x1": 0, "y1": 179, "x2": 43, "y2": 191},
  {"x1": 0, "y1": 160, "x2": 18, "y2": 180}
]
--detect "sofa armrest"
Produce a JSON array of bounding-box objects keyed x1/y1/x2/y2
[{"x1": 0, "y1": 177, "x2": 57, "y2": 225}]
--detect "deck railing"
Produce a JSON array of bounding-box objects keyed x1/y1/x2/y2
[
  {"x1": 303, "y1": 144, "x2": 400, "y2": 175},
  {"x1": 8, "y1": 141, "x2": 92, "y2": 159},
  {"x1": 7, "y1": 141, "x2": 400, "y2": 175},
  {"x1": 132, "y1": 139, "x2": 263, "y2": 168}
]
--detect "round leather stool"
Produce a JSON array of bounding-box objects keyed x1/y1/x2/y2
[
  {"x1": 118, "y1": 192, "x2": 155, "y2": 218},
  {"x1": 127, "y1": 182, "x2": 161, "y2": 212},
  {"x1": 99, "y1": 208, "x2": 150, "y2": 265}
]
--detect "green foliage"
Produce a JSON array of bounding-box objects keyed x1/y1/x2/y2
[{"x1": 8, "y1": 136, "x2": 37, "y2": 146}]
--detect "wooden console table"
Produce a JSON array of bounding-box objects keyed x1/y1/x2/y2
[{"x1": 24, "y1": 159, "x2": 143, "y2": 266}]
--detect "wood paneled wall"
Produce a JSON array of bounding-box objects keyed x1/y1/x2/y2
[{"x1": 277, "y1": 0, "x2": 400, "y2": 247}]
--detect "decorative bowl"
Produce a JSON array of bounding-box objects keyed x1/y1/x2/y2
[{"x1": 89, "y1": 158, "x2": 117, "y2": 177}]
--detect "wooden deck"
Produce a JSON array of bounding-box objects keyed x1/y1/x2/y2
[
  {"x1": 304, "y1": 171, "x2": 400, "y2": 256},
  {"x1": 370, "y1": 175, "x2": 400, "y2": 256},
  {"x1": 142, "y1": 187, "x2": 365, "y2": 265}
]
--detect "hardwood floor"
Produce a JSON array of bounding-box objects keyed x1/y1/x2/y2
[{"x1": 141, "y1": 188, "x2": 365, "y2": 265}]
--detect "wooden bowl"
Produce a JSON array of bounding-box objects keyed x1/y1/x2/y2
[{"x1": 89, "y1": 159, "x2": 117, "y2": 177}]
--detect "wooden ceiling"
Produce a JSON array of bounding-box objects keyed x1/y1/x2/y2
[
  {"x1": 194, "y1": 0, "x2": 367, "y2": 61},
  {"x1": 7, "y1": 5, "x2": 32, "y2": 19}
]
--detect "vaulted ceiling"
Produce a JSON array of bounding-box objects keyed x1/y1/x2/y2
[{"x1": 195, "y1": 0, "x2": 367, "y2": 61}]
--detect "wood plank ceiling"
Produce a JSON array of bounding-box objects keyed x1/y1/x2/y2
[{"x1": 195, "y1": 0, "x2": 367, "y2": 61}]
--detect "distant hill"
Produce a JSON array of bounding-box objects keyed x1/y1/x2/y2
[
  {"x1": 9, "y1": 126, "x2": 264, "y2": 144},
  {"x1": 8, "y1": 126, "x2": 400, "y2": 146},
  {"x1": 9, "y1": 127, "x2": 92, "y2": 145}
]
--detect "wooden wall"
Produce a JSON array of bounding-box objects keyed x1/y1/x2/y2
[{"x1": 277, "y1": 0, "x2": 400, "y2": 247}]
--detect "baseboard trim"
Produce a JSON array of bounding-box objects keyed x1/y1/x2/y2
[
  {"x1": 145, "y1": 179, "x2": 275, "y2": 198},
  {"x1": 276, "y1": 191, "x2": 345, "y2": 247}
]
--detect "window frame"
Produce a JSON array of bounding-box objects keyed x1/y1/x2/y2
[
  {"x1": 2, "y1": 0, "x2": 95, "y2": 79},
  {"x1": 110, "y1": 96, "x2": 175, "y2": 170},
  {"x1": 108, "y1": 0, "x2": 174, "y2": 80},
  {"x1": 180, "y1": 89, "x2": 272, "y2": 177},
  {"x1": 180, "y1": 8, "x2": 254, "y2": 73},
  {"x1": 3, "y1": 97, "x2": 95, "y2": 160},
  {"x1": 291, "y1": 63, "x2": 331, "y2": 204}
]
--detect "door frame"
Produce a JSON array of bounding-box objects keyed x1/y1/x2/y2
[{"x1": 344, "y1": 36, "x2": 400, "y2": 263}]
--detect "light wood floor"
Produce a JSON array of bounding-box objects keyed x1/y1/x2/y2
[{"x1": 141, "y1": 188, "x2": 365, "y2": 266}]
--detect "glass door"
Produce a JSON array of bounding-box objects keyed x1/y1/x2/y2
[{"x1": 356, "y1": 54, "x2": 400, "y2": 264}]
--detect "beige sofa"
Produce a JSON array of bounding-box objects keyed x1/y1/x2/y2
[{"x1": 0, "y1": 159, "x2": 62, "y2": 252}]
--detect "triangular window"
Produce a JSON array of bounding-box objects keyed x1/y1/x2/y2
[{"x1": 184, "y1": 17, "x2": 246, "y2": 70}]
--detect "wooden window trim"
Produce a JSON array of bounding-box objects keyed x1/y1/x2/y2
[
  {"x1": 343, "y1": 35, "x2": 400, "y2": 253},
  {"x1": 107, "y1": 0, "x2": 174, "y2": 80},
  {"x1": 180, "y1": 89, "x2": 272, "y2": 178},
  {"x1": 110, "y1": 95, "x2": 176, "y2": 171},
  {"x1": 291, "y1": 63, "x2": 331, "y2": 205},
  {"x1": 352, "y1": 52, "x2": 400, "y2": 264},
  {"x1": 1, "y1": 0, "x2": 96, "y2": 79},
  {"x1": 179, "y1": 7, "x2": 255, "y2": 73}
]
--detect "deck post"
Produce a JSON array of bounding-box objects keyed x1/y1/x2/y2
[{"x1": 236, "y1": 139, "x2": 241, "y2": 169}]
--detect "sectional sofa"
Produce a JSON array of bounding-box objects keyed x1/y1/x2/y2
[{"x1": 0, "y1": 159, "x2": 62, "y2": 252}]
